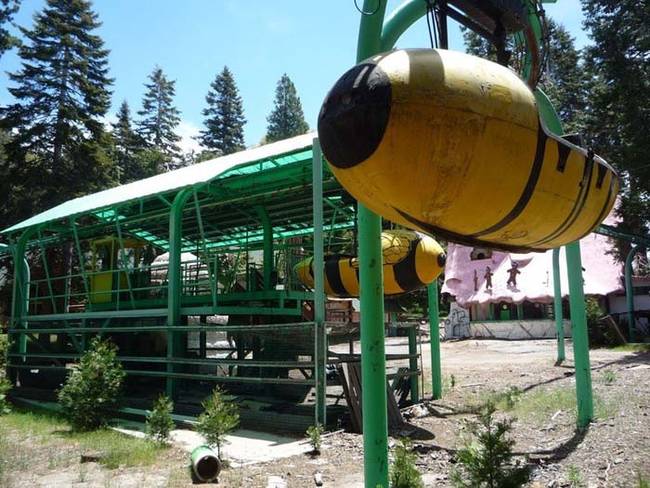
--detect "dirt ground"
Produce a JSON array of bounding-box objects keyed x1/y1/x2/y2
[{"x1": 1, "y1": 339, "x2": 649, "y2": 487}]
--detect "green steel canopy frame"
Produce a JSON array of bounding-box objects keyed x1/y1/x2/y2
[{"x1": 3, "y1": 132, "x2": 359, "y2": 429}]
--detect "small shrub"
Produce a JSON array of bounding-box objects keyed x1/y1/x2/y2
[
  {"x1": 451, "y1": 402, "x2": 529, "y2": 488},
  {"x1": 0, "y1": 334, "x2": 8, "y2": 371},
  {"x1": 146, "y1": 394, "x2": 174, "y2": 444},
  {"x1": 390, "y1": 438, "x2": 423, "y2": 488},
  {"x1": 57, "y1": 337, "x2": 125, "y2": 431},
  {"x1": 306, "y1": 424, "x2": 324, "y2": 453},
  {"x1": 196, "y1": 386, "x2": 239, "y2": 459},
  {"x1": 0, "y1": 377, "x2": 11, "y2": 414},
  {"x1": 602, "y1": 369, "x2": 616, "y2": 385},
  {"x1": 637, "y1": 472, "x2": 650, "y2": 488},
  {"x1": 566, "y1": 465, "x2": 584, "y2": 487},
  {"x1": 450, "y1": 374, "x2": 456, "y2": 388}
]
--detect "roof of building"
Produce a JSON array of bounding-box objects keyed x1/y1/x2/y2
[
  {"x1": 2, "y1": 132, "x2": 317, "y2": 235},
  {"x1": 441, "y1": 212, "x2": 624, "y2": 306}
]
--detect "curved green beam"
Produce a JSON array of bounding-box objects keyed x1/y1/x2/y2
[
  {"x1": 166, "y1": 188, "x2": 194, "y2": 398},
  {"x1": 380, "y1": 0, "x2": 544, "y2": 86},
  {"x1": 380, "y1": 0, "x2": 425, "y2": 51},
  {"x1": 8, "y1": 228, "x2": 35, "y2": 386}
]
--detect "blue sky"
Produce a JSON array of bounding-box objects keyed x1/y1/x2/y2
[{"x1": 0, "y1": 0, "x2": 588, "y2": 151}]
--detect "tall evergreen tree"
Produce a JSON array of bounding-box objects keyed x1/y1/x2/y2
[
  {"x1": 111, "y1": 100, "x2": 158, "y2": 183},
  {"x1": 199, "y1": 66, "x2": 246, "y2": 155},
  {"x1": 539, "y1": 21, "x2": 588, "y2": 134},
  {"x1": 0, "y1": 0, "x2": 20, "y2": 58},
  {"x1": 0, "y1": 0, "x2": 114, "y2": 228},
  {"x1": 136, "y1": 67, "x2": 182, "y2": 169},
  {"x1": 581, "y1": 0, "x2": 650, "y2": 252},
  {"x1": 265, "y1": 74, "x2": 309, "y2": 143}
]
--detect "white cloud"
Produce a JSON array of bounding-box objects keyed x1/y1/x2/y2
[
  {"x1": 176, "y1": 120, "x2": 204, "y2": 155},
  {"x1": 102, "y1": 115, "x2": 203, "y2": 155}
]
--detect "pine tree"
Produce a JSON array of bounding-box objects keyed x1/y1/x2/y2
[
  {"x1": 265, "y1": 74, "x2": 309, "y2": 143},
  {"x1": 111, "y1": 100, "x2": 158, "y2": 183},
  {"x1": 0, "y1": 0, "x2": 20, "y2": 58},
  {"x1": 200, "y1": 66, "x2": 246, "y2": 155},
  {"x1": 136, "y1": 67, "x2": 182, "y2": 170},
  {"x1": 0, "y1": 0, "x2": 114, "y2": 227},
  {"x1": 581, "y1": 0, "x2": 650, "y2": 254},
  {"x1": 539, "y1": 21, "x2": 588, "y2": 134}
]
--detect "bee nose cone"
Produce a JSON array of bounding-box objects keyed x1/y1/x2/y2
[{"x1": 318, "y1": 62, "x2": 391, "y2": 169}]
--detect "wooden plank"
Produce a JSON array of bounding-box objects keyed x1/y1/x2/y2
[
  {"x1": 338, "y1": 363, "x2": 404, "y2": 433},
  {"x1": 337, "y1": 364, "x2": 361, "y2": 433}
]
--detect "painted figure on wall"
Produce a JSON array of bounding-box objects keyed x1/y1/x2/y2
[
  {"x1": 507, "y1": 262, "x2": 521, "y2": 287},
  {"x1": 484, "y1": 266, "x2": 493, "y2": 290}
]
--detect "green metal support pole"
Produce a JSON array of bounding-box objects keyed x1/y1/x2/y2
[
  {"x1": 312, "y1": 138, "x2": 327, "y2": 426},
  {"x1": 624, "y1": 246, "x2": 637, "y2": 342},
  {"x1": 167, "y1": 189, "x2": 193, "y2": 398},
  {"x1": 536, "y1": 87, "x2": 594, "y2": 428},
  {"x1": 566, "y1": 242, "x2": 594, "y2": 428},
  {"x1": 428, "y1": 281, "x2": 442, "y2": 399},
  {"x1": 407, "y1": 325, "x2": 419, "y2": 402},
  {"x1": 357, "y1": 1, "x2": 389, "y2": 486},
  {"x1": 255, "y1": 206, "x2": 273, "y2": 291},
  {"x1": 552, "y1": 248, "x2": 565, "y2": 363},
  {"x1": 11, "y1": 231, "x2": 33, "y2": 361}
]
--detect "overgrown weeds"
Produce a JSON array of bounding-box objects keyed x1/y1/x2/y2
[
  {"x1": 510, "y1": 387, "x2": 616, "y2": 423},
  {"x1": 468, "y1": 385, "x2": 617, "y2": 425},
  {"x1": 566, "y1": 464, "x2": 585, "y2": 487},
  {"x1": 612, "y1": 343, "x2": 650, "y2": 353},
  {"x1": 602, "y1": 369, "x2": 616, "y2": 384},
  {"x1": 0, "y1": 409, "x2": 166, "y2": 469},
  {"x1": 72, "y1": 429, "x2": 165, "y2": 468}
]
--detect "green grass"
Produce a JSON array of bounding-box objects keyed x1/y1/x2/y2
[
  {"x1": 0, "y1": 425, "x2": 7, "y2": 486},
  {"x1": 601, "y1": 369, "x2": 617, "y2": 384},
  {"x1": 0, "y1": 409, "x2": 167, "y2": 469},
  {"x1": 69, "y1": 429, "x2": 166, "y2": 468},
  {"x1": 637, "y1": 472, "x2": 650, "y2": 488},
  {"x1": 465, "y1": 386, "x2": 618, "y2": 425},
  {"x1": 0, "y1": 409, "x2": 67, "y2": 435},
  {"x1": 567, "y1": 464, "x2": 585, "y2": 487},
  {"x1": 611, "y1": 343, "x2": 650, "y2": 353},
  {"x1": 509, "y1": 386, "x2": 616, "y2": 424}
]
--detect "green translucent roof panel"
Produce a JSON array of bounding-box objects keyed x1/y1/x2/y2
[{"x1": 2, "y1": 133, "x2": 316, "y2": 235}]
